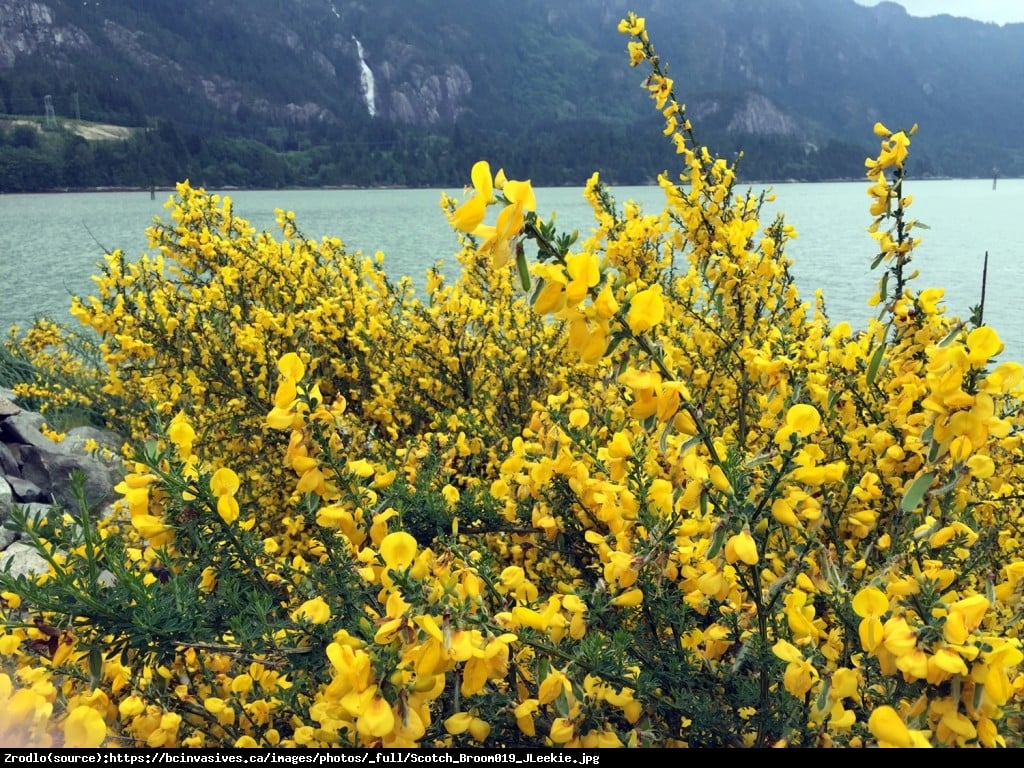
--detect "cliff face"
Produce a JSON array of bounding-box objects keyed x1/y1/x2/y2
[
  {"x1": 0, "y1": 0, "x2": 479, "y2": 128},
  {"x1": 0, "y1": 1, "x2": 90, "y2": 67}
]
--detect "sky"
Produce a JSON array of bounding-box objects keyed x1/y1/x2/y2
[{"x1": 853, "y1": 0, "x2": 1024, "y2": 24}]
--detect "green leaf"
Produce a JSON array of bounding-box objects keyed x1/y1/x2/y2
[
  {"x1": 659, "y1": 421, "x2": 673, "y2": 455},
  {"x1": 973, "y1": 679, "x2": 985, "y2": 711},
  {"x1": 516, "y1": 244, "x2": 531, "y2": 291},
  {"x1": 826, "y1": 389, "x2": 841, "y2": 411},
  {"x1": 529, "y1": 277, "x2": 545, "y2": 305},
  {"x1": 938, "y1": 324, "x2": 964, "y2": 348},
  {"x1": 901, "y1": 471, "x2": 935, "y2": 513},
  {"x1": 705, "y1": 522, "x2": 725, "y2": 559},
  {"x1": 866, "y1": 341, "x2": 887, "y2": 386},
  {"x1": 605, "y1": 331, "x2": 627, "y2": 357},
  {"x1": 815, "y1": 678, "x2": 832, "y2": 713},
  {"x1": 88, "y1": 646, "x2": 103, "y2": 685},
  {"x1": 679, "y1": 434, "x2": 704, "y2": 454}
]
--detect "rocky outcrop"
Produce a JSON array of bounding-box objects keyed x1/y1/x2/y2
[
  {"x1": 0, "y1": 1, "x2": 91, "y2": 68},
  {"x1": 727, "y1": 93, "x2": 802, "y2": 137},
  {"x1": 0, "y1": 389, "x2": 125, "y2": 578},
  {"x1": 383, "y1": 64, "x2": 471, "y2": 126}
]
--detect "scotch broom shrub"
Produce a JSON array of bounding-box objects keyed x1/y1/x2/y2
[{"x1": 2, "y1": 11, "x2": 1024, "y2": 748}]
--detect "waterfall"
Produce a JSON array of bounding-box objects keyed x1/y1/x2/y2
[{"x1": 352, "y1": 36, "x2": 377, "y2": 118}]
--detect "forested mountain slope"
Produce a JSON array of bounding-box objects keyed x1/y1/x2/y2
[{"x1": 0, "y1": 0, "x2": 1020, "y2": 189}]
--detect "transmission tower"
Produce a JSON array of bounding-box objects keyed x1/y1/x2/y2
[{"x1": 43, "y1": 95, "x2": 56, "y2": 129}]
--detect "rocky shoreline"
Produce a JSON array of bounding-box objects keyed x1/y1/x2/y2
[{"x1": 0, "y1": 389, "x2": 125, "y2": 578}]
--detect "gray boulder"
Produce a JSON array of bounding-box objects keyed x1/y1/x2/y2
[{"x1": 0, "y1": 395, "x2": 125, "y2": 558}]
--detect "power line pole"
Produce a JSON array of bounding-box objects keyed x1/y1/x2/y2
[
  {"x1": 73, "y1": 92, "x2": 80, "y2": 121},
  {"x1": 43, "y1": 94, "x2": 56, "y2": 128}
]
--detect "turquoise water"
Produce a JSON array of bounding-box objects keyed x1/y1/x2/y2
[{"x1": 2, "y1": 178, "x2": 1022, "y2": 362}]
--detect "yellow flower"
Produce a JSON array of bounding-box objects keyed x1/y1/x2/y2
[
  {"x1": 210, "y1": 467, "x2": 240, "y2": 497},
  {"x1": 209, "y1": 467, "x2": 241, "y2": 525},
  {"x1": 568, "y1": 408, "x2": 590, "y2": 428},
  {"x1": 214, "y1": 496, "x2": 238, "y2": 526},
  {"x1": 867, "y1": 706, "x2": 912, "y2": 748},
  {"x1": 772, "y1": 640, "x2": 818, "y2": 697},
  {"x1": 450, "y1": 161, "x2": 495, "y2": 233},
  {"x1": 725, "y1": 529, "x2": 758, "y2": 566},
  {"x1": 775, "y1": 403, "x2": 821, "y2": 445},
  {"x1": 444, "y1": 712, "x2": 474, "y2": 735},
  {"x1": 944, "y1": 594, "x2": 988, "y2": 643},
  {"x1": 627, "y1": 40, "x2": 645, "y2": 66},
  {"x1": 503, "y1": 177, "x2": 536, "y2": 212},
  {"x1": 966, "y1": 326, "x2": 1003, "y2": 367},
  {"x1": 611, "y1": 588, "x2": 644, "y2": 607},
  {"x1": 63, "y1": 705, "x2": 106, "y2": 748},
  {"x1": 291, "y1": 596, "x2": 332, "y2": 625},
  {"x1": 565, "y1": 252, "x2": 601, "y2": 306},
  {"x1": 358, "y1": 693, "x2": 396, "y2": 738},
  {"x1": 167, "y1": 411, "x2": 195, "y2": 456},
  {"x1": 626, "y1": 285, "x2": 665, "y2": 333},
  {"x1": 617, "y1": 13, "x2": 645, "y2": 36},
  {"x1": 478, "y1": 198, "x2": 526, "y2": 268},
  {"x1": 852, "y1": 586, "x2": 889, "y2": 653},
  {"x1": 380, "y1": 531, "x2": 418, "y2": 571},
  {"x1": 348, "y1": 459, "x2": 376, "y2": 478},
  {"x1": 441, "y1": 484, "x2": 460, "y2": 508},
  {"x1": 277, "y1": 352, "x2": 305, "y2": 382},
  {"x1": 515, "y1": 699, "x2": 539, "y2": 737},
  {"x1": 550, "y1": 717, "x2": 575, "y2": 744},
  {"x1": 451, "y1": 195, "x2": 488, "y2": 234}
]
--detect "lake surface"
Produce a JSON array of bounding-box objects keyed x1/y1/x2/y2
[{"x1": 1, "y1": 178, "x2": 1022, "y2": 362}]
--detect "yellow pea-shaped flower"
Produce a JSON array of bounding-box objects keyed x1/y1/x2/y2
[
  {"x1": 868, "y1": 706, "x2": 912, "y2": 747},
  {"x1": 63, "y1": 706, "x2": 106, "y2": 748},
  {"x1": 291, "y1": 596, "x2": 332, "y2": 625},
  {"x1": 277, "y1": 352, "x2": 305, "y2": 383},
  {"x1": 626, "y1": 286, "x2": 665, "y2": 334},
  {"x1": 611, "y1": 588, "x2": 644, "y2": 607},
  {"x1": 210, "y1": 467, "x2": 240, "y2": 498},
  {"x1": 380, "y1": 531, "x2": 418, "y2": 571},
  {"x1": 785, "y1": 403, "x2": 821, "y2": 438},
  {"x1": 966, "y1": 326, "x2": 1003, "y2": 367},
  {"x1": 725, "y1": 529, "x2": 758, "y2": 566}
]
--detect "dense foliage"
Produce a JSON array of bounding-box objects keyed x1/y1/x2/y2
[
  {"x1": 0, "y1": 114, "x2": 873, "y2": 192},
  {"x1": 2, "y1": 12, "x2": 1024, "y2": 748}
]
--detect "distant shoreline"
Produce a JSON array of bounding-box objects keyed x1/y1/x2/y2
[{"x1": 2, "y1": 175, "x2": 1015, "y2": 196}]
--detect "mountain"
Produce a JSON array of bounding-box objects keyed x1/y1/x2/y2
[{"x1": 0, "y1": 0, "x2": 1021, "y2": 190}]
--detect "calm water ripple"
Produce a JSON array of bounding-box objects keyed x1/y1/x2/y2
[{"x1": 1, "y1": 179, "x2": 1021, "y2": 362}]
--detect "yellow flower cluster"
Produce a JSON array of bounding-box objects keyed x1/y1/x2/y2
[{"x1": 3, "y1": 10, "x2": 1024, "y2": 750}]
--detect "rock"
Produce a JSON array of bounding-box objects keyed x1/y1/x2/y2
[
  {"x1": 0, "y1": 394, "x2": 19, "y2": 416},
  {"x1": 19, "y1": 444, "x2": 120, "y2": 511},
  {"x1": 0, "y1": 408, "x2": 60, "y2": 451},
  {"x1": 0, "y1": 401, "x2": 126, "y2": 558},
  {"x1": 61, "y1": 425, "x2": 125, "y2": 456},
  {"x1": 0, "y1": 541, "x2": 50, "y2": 579},
  {"x1": 0, "y1": 441, "x2": 19, "y2": 476},
  {"x1": 0, "y1": 475, "x2": 12, "y2": 524}
]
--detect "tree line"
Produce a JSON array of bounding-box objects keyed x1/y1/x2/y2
[{"x1": 0, "y1": 116, "x2": 882, "y2": 193}]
